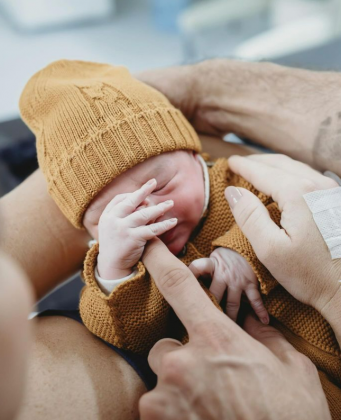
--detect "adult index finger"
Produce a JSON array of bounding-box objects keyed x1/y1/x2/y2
[
  {"x1": 142, "y1": 239, "x2": 223, "y2": 334},
  {"x1": 247, "y1": 154, "x2": 337, "y2": 189},
  {"x1": 228, "y1": 155, "x2": 302, "y2": 209}
]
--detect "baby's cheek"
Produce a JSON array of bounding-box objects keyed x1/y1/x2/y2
[{"x1": 180, "y1": 190, "x2": 203, "y2": 221}]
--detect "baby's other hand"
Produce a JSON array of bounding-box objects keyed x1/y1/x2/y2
[
  {"x1": 189, "y1": 247, "x2": 269, "y2": 324},
  {"x1": 97, "y1": 179, "x2": 177, "y2": 280}
]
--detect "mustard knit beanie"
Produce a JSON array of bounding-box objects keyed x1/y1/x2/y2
[{"x1": 19, "y1": 60, "x2": 202, "y2": 228}]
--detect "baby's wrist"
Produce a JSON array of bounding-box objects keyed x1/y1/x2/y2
[
  {"x1": 98, "y1": 266, "x2": 133, "y2": 281},
  {"x1": 97, "y1": 255, "x2": 133, "y2": 280}
]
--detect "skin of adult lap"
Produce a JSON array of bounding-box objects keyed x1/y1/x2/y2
[
  {"x1": 0, "y1": 251, "x2": 34, "y2": 420},
  {"x1": 225, "y1": 154, "x2": 341, "y2": 345},
  {"x1": 139, "y1": 239, "x2": 331, "y2": 420}
]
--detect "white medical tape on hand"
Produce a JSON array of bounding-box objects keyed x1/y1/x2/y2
[{"x1": 304, "y1": 186, "x2": 341, "y2": 260}]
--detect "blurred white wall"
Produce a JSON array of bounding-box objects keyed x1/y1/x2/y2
[
  {"x1": 0, "y1": 0, "x2": 185, "y2": 123},
  {"x1": 0, "y1": 0, "x2": 340, "y2": 124}
]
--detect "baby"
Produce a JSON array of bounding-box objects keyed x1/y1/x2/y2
[
  {"x1": 83, "y1": 150, "x2": 269, "y2": 326},
  {"x1": 20, "y1": 59, "x2": 272, "y2": 355},
  {"x1": 20, "y1": 62, "x2": 341, "y2": 413}
]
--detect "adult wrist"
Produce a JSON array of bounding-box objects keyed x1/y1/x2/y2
[{"x1": 320, "y1": 283, "x2": 341, "y2": 345}]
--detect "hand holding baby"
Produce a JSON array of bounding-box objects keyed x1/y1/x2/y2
[
  {"x1": 97, "y1": 179, "x2": 177, "y2": 280},
  {"x1": 189, "y1": 248, "x2": 269, "y2": 324}
]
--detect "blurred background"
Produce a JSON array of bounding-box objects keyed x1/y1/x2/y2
[
  {"x1": 1, "y1": 0, "x2": 341, "y2": 124},
  {"x1": 1, "y1": 0, "x2": 341, "y2": 310}
]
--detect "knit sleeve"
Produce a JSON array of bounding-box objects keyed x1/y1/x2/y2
[
  {"x1": 212, "y1": 202, "x2": 281, "y2": 295},
  {"x1": 79, "y1": 243, "x2": 170, "y2": 355}
]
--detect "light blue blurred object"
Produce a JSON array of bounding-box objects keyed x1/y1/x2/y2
[
  {"x1": 0, "y1": 0, "x2": 116, "y2": 32},
  {"x1": 177, "y1": 0, "x2": 271, "y2": 61},
  {"x1": 151, "y1": 0, "x2": 192, "y2": 32}
]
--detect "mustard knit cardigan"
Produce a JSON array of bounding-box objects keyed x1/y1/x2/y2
[{"x1": 80, "y1": 158, "x2": 341, "y2": 419}]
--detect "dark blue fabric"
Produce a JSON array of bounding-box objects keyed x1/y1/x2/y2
[{"x1": 38, "y1": 309, "x2": 157, "y2": 390}]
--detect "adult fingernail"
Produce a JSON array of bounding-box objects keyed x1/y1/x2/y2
[
  {"x1": 225, "y1": 187, "x2": 243, "y2": 209},
  {"x1": 164, "y1": 200, "x2": 173, "y2": 205},
  {"x1": 147, "y1": 178, "x2": 156, "y2": 186}
]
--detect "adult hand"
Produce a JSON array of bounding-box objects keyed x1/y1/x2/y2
[
  {"x1": 226, "y1": 154, "x2": 341, "y2": 344},
  {"x1": 139, "y1": 239, "x2": 331, "y2": 420}
]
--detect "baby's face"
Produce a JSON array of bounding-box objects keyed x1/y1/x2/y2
[{"x1": 84, "y1": 150, "x2": 205, "y2": 255}]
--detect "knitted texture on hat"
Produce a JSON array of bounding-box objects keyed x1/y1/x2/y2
[{"x1": 19, "y1": 60, "x2": 201, "y2": 228}]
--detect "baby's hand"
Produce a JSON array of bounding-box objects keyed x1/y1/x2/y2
[
  {"x1": 189, "y1": 247, "x2": 269, "y2": 324},
  {"x1": 97, "y1": 179, "x2": 177, "y2": 280}
]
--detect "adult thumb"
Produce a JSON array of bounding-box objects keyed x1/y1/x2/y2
[
  {"x1": 148, "y1": 338, "x2": 183, "y2": 375},
  {"x1": 225, "y1": 187, "x2": 281, "y2": 259},
  {"x1": 243, "y1": 313, "x2": 295, "y2": 359}
]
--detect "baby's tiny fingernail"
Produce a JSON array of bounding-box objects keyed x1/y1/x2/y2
[
  {"x1": 169, "y1": 218, "x2": 177, "y2": 223},
  {"x1": 147, "y1": 179, "x2": 156, "y2": 186},
  {"x1": 261, "y1": 316, "x2": 270, "y2": 325},
  {"x1": 164, "y1": 200, "x2": 173, "y2": 205}
]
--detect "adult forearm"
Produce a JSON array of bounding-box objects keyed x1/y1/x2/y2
[
  {"x1": 193, "y1": 59, "x2": 341, "y2": 176},
  {"x1": 0, "y1": 170, "x2": 90, "y2": 300},
  {"x1": 139, "y1": 60, "x2": 341, "y2": 176}
]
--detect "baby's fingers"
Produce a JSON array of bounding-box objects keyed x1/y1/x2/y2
[
  {"x1": 245, "y1": 285, "x2": 269, "y2": 325},
  {"x1": 103, "y1": 193, "x2": 128, "y2": 213},
  {"x1": 129, "y1": 200, "x2": 174, "y2": 227},
  {"x1": 136, "y1": 218, "x2": 177, "y2": 241},
  {"x1": 114, "y1": 179, "x2": 157, "y2": 217},
  {"x1": 189, "y1": 258, "x2": 215, "y2": 279},
  {"x1": 190, "y1": 259, "x2": 226, "y2": 303},
  {"x1": 226, "y1": 287, "x2": 242, "y2": 322},
  {"x1": 209, "y1": 276, "x2": 227, "y2": 304}
]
